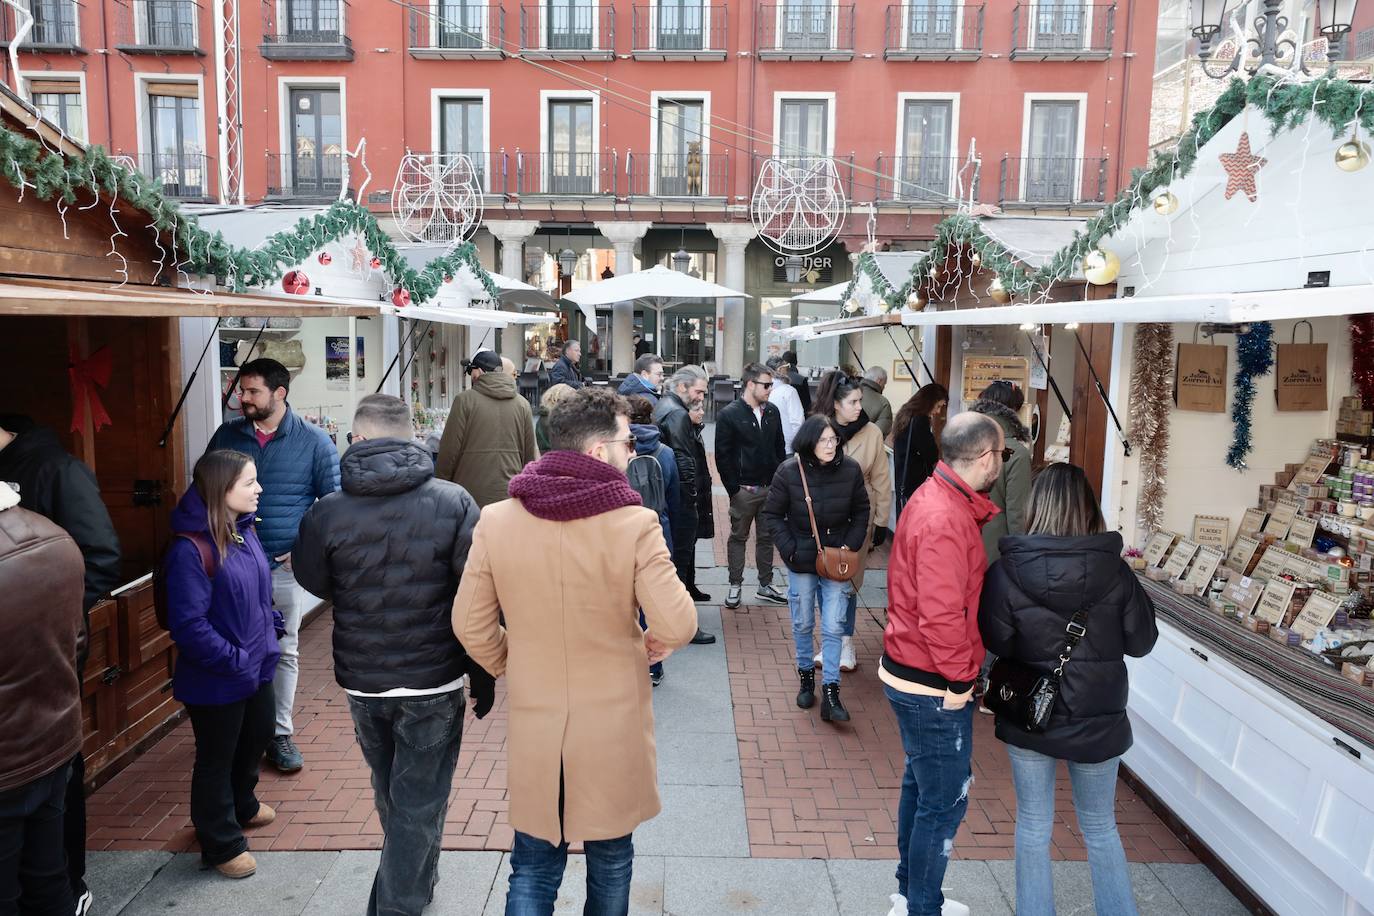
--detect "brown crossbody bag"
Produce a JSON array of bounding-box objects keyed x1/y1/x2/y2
[{"x1": 796, "y1": 461, "x2": 861, "y2": 583}]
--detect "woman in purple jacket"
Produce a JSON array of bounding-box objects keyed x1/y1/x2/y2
[{"x1": 165, "y1": 449, "x2": 281, "y2": 879}]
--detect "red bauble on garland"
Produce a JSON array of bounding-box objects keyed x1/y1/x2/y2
[
  {"x1": 391, "y1": 287, "x2": 412, "y2": 308},
  {"x1": 1351, "y1": 315, "x2": 1374, "y2": 408},
  {"x1": 317, "y1": 251, "x2": 332, "y2": 266},
  {"x1": 282, "y1": 270, "x2": 310, "y2": 295},
  {"x1": 370, "y1": 256, "x2": 382, "y2": 270}
]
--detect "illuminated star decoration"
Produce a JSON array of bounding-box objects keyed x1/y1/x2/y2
[
  {"x1": 348, "y1": 237, "x2": 370, "y2": 274},
  {"x1": 1218, "y1": 132, "x2": 1267, "y2": 203}
]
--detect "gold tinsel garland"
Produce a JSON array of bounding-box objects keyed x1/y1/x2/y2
[{"x1": 1129, "y1": 323, "x2": 1174, "y2": 535}]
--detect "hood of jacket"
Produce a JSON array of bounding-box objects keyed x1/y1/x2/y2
[
  {"x1": 859, "y1": 379, "x2": 884, "y2": 396},
  {"x1": 631, "y1": 423, "x2": 663, "y2": 454},
  {"x1": 996, "y1": 531, "x2": 1126, "y2": 616},
  {"x1": 0, "y1": 417, "x2": 61, "y2": 470},
  {"x1": 170, "y1": 482, "x2": 257, "y2": 538},
  {"x1": 834, "y1": 410, "x2": 871, "y2": 447},
  {"x1": 618, "y1": 375, "x2": 658, "y2": 398},
  {"x1": 341, "y1": 439, "x2": 435, "y2": 497},
  {"x1": 473, "y1": 371, "x2": 517, "y2": 400},
  {"x1": 969, "y1": 399, "x2": 1030, "y2": 443}
]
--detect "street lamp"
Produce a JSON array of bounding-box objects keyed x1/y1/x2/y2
[
  {"x1": 1192, "y1": 0, "x2": 1360, "y2": 76},
  {"x1": 672, "y1": 247, "x2": 691, "y2": 273},
  {"x1": 1316, "y1": 0, "x2": 1360, "y2": 59},
  {"x1": 783, "y1": 254, "x2": 803, "y2": 283},
  {"x1": 557, "y1": 246, "x2": 577, "y2": 278}
]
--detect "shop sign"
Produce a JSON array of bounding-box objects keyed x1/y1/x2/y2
[
  {"x1": 1225, "y1": 534, "x2": 1262, "y2": 574},
  {"x1": 1287, "y1": 515, "x2": 1319, "y2": 548},
  {"x1": 1263, "y1": 502, "x2": 1297, "y2": 538},
  {"x1": 1184, "y1": 545, "x2": 1226, "y2": 590},
  {"x1": 1143, "y1": 531, "x2": 1177, "y2": 568},
  {"x1": 1252, "y1": 545, "x2": 1291, "y2": 582},
  {"x1": 771, "y1": 255, "x2": 834, "y2": 286},
  {"x1": 1238, "y1": 508, "x2": 1268, "y2": 538}
]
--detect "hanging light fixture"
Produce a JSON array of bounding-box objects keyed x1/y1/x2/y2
[
  {"x1": 558, "y1": 226, "x2": 577, "y2": 278},
  {"x1": 672, "y1": 227, "x2": 691, "y2": 273},
  {"x1": 784, "y1": 254, "x2": 804, "y2": 284}
]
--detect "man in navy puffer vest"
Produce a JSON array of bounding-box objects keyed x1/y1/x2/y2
[{"x1": 207, "y1": 357, "x2": 339, "y2": 773}]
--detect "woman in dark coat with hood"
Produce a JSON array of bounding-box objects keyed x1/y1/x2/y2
[
  {"x1": 978, "y1": 463, "x2": 1157, "y2": 916},
  {"x1": 890, "y1": 382, "x2": 948, "y2": 517}
]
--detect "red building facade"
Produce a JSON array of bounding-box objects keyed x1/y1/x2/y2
[{"x1": 2, "y1": 0, "x2": 1159, "y2": 372}]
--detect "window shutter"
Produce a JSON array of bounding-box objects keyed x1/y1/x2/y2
[
  {"x1": 29, "y1": 80, "x2": 80, "y2": 95},
  {"x1": 146, "y1": 82, "x2": 199, "y2": 99}
]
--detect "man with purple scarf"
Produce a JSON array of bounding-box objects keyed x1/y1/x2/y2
[{"x1": 453, "y1": 387, "x2": 698, "y2": 915}]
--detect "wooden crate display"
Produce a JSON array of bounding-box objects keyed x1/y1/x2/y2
[
  {"x1": 79, "y1": 599, "x2": 120, "y2": 775},
  {"x1": 114, "y1": 579, "x2": 179, "y2": 757}
]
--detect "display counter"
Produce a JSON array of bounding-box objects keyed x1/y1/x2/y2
[{"x1": 1126, "y1": 576, "x2": 1374, "y2": 916}]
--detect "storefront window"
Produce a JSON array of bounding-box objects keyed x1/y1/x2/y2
[{"x1": 761, "y1": 296, "x2": 839, "y2": 371}]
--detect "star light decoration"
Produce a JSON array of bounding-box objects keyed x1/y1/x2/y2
[
  {"x1": 1218, "y1": 132, "x2": 1267, "y2": 203},
  {"x1": 348, "y1": 237, "x2": 371, "y2": 274}
]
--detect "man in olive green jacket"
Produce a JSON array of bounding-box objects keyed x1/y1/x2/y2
[
  {"x1": 859, "y1": 367, "x2": 894, "y2": 438},
  {"x1": 436, "y1": 350, "x2": 539, "y2": 507},
  {"x1": 969, "y1": 385, "x2": 1032, "y2": 562}
]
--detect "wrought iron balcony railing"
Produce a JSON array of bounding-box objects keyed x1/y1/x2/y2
[
  {"x1": 875, "y1": 154, "x2": 978, "y2": 202},
  {"x1": 130, "y1": 152, "x2": 213, "y2": 200},
  {"x1": 621, "y1": 151, "x2": 728, "y2": 197},
  {"x1": 998, "y1": 155, "x2": 1107, "y2": 206},
  {"x1": 401, "y1": 151, "x2": 498, "y2": 195},
  {"x1": 407, "y1": 3, "x2": 505, "y2": 58},
  {"x1": 520, "y1": 3, "x2": 615, "y2": 59},
  {"x1": 630, "y1": 4, "x2": 726, "y2": 59},
  {"x1": 115, "y1": 0, "x2": 202, "y2": 53},
  {"x1": 515, "y1": 150, "x2": 615, "y2": 196},
  {"x1": 884, "y1": 4, "x2": 982, "y2": 60},
  {"x1": 0, "y1": 0, "x2": 82, "y2": 50},
  {"x1": 756, "y1": 4, "x2": 854, "y2": 59},
  {"x1": 261, "y1": 0, "x2": 353, "y2": 60},
  {"x1": 1010, "y1": 3, "x2": 1114, "y2": 60},
  {"x1": 265, "y1": 152, "x2": 346, "y2": 201}
]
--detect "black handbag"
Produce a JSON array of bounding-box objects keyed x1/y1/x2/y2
[{"x1": 981, "y1": 609, "x2": 1088, "y2": 733}]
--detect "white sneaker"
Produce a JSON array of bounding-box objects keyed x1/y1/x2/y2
[
  {"x1": 840, "y1": 635, "x2": 857, "y2": 672},
  {"x1": 885, "y1": 892, "x2": 907, "y2": 916},
  {"x1": 814, "y1": 650, "x2": 823, "y2": 667},
  {"x1": 942, "y1": 900, "x2": 970, "y2": 916}
]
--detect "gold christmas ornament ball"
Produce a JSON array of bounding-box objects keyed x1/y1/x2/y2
[
  {"x1": 1152, "y1": 191, "x2": 1179, "y2": 215},
  {"x1": 970, "y1": 251, "x2": 982, "y2": 268},
  {"x1": 1336, "y1": 138, "x2": 1371, "y2": 173},
  {"x1": 906, "y1": 290, "x2": 927, "y2": 309},
  {"x1": 988, "y1": 278, "x2": 1012, "y2": 304},
  {"x1": 843, "y1": 298, "x2": 860, "y2": 314},
  {"x1": 1082, "y1": 248, "x2": 1121, "y2": 286},
  {"x1": 929, "y1": 263, "x2": 942, "y2": 281}
]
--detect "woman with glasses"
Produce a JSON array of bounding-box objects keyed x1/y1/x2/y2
[
  {"x1": 968, "y1": 380, "x2": 1033, "y2": 563},
  {"x1": 762, "y1": 415, "x2": 869, "y2": 722},
  {"x1": 812, "y1": 370, "x2": 892, "y2": 673},
  {"x1": 978, "y1": 463, "x2": 1157, "y2": 916}
]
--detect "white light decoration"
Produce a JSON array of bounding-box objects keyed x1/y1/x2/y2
[
  {"x1": 750, "y1": 157, "x2": 849, "y2": 261},
  {"x1": 391, "y1": 152, "x2": 484, "y2": 244}
]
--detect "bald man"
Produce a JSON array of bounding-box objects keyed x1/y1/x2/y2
[{"x1": 501, "y1": 357, "x2": 518, "y2": 380}]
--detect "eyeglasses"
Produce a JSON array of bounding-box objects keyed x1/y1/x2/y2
[
  {"x1": 817, "y1": 435, "x2": 840, "y2": 446},
  {"x1": 601, "y1": 436, "x2": 636, "y2": 453},
  {"x1": 979, "y1": 447, "x2": 1015, "y2": 462},
  {"x1": 753, "y1": 381, "x2": 774, "y2": 389}
]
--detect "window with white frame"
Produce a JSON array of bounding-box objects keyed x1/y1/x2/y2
[
  {"x1": 905, "y1": 1, "x2": 958, "y2": 50},
  {"x1": 778, "y1": 98, "x2": 828, "y2": 166},
  {"x1": 779, "y1": 0, "x2": 834, "y2": 50},
  {"x1": 898, "y1": 99, "x2": 954, "y2": 199},
  {"x1": 439, "y1": 97, "x2": 486, "y2": 188},
  {"x1": 434, "y1": 0, "x2": 486, "y2": 49},
  {"x1": 656, "y1": 99, "x2": 705, "y2": 195},
  {"x1": 1025, "y1": 99, "x2": 1080, "y2": 201},
  {"x1": 547, "y1": 99, "x2": 595, "y2": 192},
  {"x1": 146, "y1": 83, "x2": 206, "y2": 198},
  {"x1": 29, "y1": 80, "x2": 83, "y2": 141}
]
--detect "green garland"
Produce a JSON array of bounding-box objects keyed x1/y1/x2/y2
[
  {"x1": 842, "y1": 73, "x2": 1374, "y2": 311},
  {"x1": 0, "y1": 122, "x2": 501, "y2": 305}
]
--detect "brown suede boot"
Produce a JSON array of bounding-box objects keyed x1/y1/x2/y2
[
  {"x1": 245, "y1": 804, "x2": 275, "y2": 828},
  {"x1": 216, "y1": 852, "x2": 257, "y2": 879}
]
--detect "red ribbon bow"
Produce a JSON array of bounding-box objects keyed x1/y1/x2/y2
[{"x1": 68, "y1": 345, "x2": 113, "y2": 435}]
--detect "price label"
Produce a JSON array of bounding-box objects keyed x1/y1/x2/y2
[
  {"x1": 1226, "y1": 534, "x2": 1262, "y2": 574},
  {"x1": 1238, "y1": 508, "x2": 1267, "y2": 538},
  {"x1": 1291, "y1": 591, "x2": 1342, "y2": 638},
  {"x1": 1252, "y1": 546, "x2": 1291, "y2": 582},
  {"x1": 1192, "y1": 515, "x2": 1230, "y2": 549},
  {"x1": 1287, "y1": 515, "x2": 1318, "y2": 548},
  {"x1": 1185, "y1": 545, "x2": 1226, "y2": 590},
  {"x1": 1162, "y1": 540, "x2": 1200, "y2": 580},
  {"x1": 1255, "y1": 578, "x2": 1299, "y2": 625},
  {"x1": 1264, "y1": 503, "x2": 1297, "y2": 538},
  {"x1": 1143, "y1": 532, "x2": 1177, "y2": 568}
]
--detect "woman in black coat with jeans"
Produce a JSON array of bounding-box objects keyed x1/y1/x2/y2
[
  {"x1": 978, "y1": 463, "x2": 1157, "y2": 916},
  {"x1": 890, "y1": 383, "x2": 948, "y2": 517},
  {"x1": 762, "y1": 415, "x2": 869, "y2": 723}
]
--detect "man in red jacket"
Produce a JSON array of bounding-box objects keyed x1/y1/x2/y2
[{"x1": 881, "y1": 412, "x2": 1005, "y2": 916}]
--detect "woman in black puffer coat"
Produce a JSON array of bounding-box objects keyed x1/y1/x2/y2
[
  {"x1": 978, "y1": 462, "x2": 1157, "y2": 916},
  {"x1": 762, "y1": 415, "x2": 869, "y2": 723}
]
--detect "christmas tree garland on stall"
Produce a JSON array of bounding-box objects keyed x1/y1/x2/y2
[{"x1": 0, "y1": 123, "x2": 501, "y2": 305}]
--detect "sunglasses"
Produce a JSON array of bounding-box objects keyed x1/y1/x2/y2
[
  {"x1": 601, "y1": 436, "x2": 636, "y2": 453},
  {"x1": 751, "y1": 380, "x2": 774, "y2": 388}
]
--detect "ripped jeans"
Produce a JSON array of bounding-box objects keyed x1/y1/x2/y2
[{"x1": 884, "y1": 686, "x2": 974, "y2": 916}]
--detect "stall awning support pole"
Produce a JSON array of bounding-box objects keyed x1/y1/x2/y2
[
  {"x1": 376, "y1": 316, "x2": 427, "y2": 394},
  {"x1": 395, "y1": 321, "x2": 435, "y2": 389},
  {"x1": 1072, "y1": 329, "x2": 1130, "y2": 457},
  {"x1": 159, "y1": 318, "x2": 222, "y2": 447},
  {"x1": 1025, "y1": 331, "x2": 1072, "y2": 424},
  {"x1": 885, "y1": 325, "x2": 932, "y2": 385}
]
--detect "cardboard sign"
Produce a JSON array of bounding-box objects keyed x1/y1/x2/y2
[
  {"x1": 1290, "y1": 453, "x2": 1333, "y2": 489},
  {"x1": 1264, "y1": 503, "x2": 1298, "y2": 538},
  {"x1": 1222, "y1": 574, "x2": 1265, "y2": 614},
  {"x1": 1162, "y1": 540, "x2": 1201, "y2": 579},
  {"x1": 1291, "y1": 591, "x2": 1343, "y2": 638},
  {"x1": 1226, "y1": 534, "x2": 1263, "y2": 574},
  {"x1": 1238, "y1": 508, "x2": 1268, "y2": 538},
  {"x1": 1252, "y1": 546, "x2": 1291, "y2": 582},
  {"x1": 1174, "y1": 343, "x2": 1228, "y2": 412},
  {"x1": 1255, "y1": 578, "x2": 1299, "y2": 624},
  {"x1": 1185, "y1": 545, "x2": 1226, "y2": 590},
  {"x1": 1192, "y1": 515, "x2": 1230, "y2": 549},
  {"x1": 1275, "y1": 343, "x2": 1328, "y2": 412},
  {"x1": 1143, "y1": 532, "x2": 1177, "y2": 568},
  {"x1": 1287, "y1": 515, "x2": 1319, "y2": 548}
]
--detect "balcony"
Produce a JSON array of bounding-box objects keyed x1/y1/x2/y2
[
  {"x1": 0, "y1": 0, "x2": 84, "y2": 52},
  {"x1": 130, "y1": 152, "x2": 213, "y2": 201},
  {"x1": 115, "y1": 0, "x2": 203, "y2": 54},
  {"x1": 407, "y1": 3, "x2": 504, "y2": 59},
  {"x1": 631, "y1": 4, "x2": 727, "y2": 60},
  {"x1": 1010, "y1": 3, "x2": 1114, "y2": 61},
  {"x1": 514, "y1": 150, "x2": 614, "y2": 196},
  {"x1": 756, "y1": 4, "x2": 853, "y2": 60},
  {"x1": 875, "y1": 155, "x2": 978, "y2": 204},
  {"x1": 265, "y1": 152, "x2": 346, "y2": 202},
  {"x1": 884, "y1": 4, "x2": 981, "y2": 60},
  {"x1": 752, "y1": 154, "x2": 857, "y2": 203},
  {"x1": 261, "y1": 1, "x2": 353, "y2": 60},
  {"x1": 401, "y1": 151, "x2": 503, "y2": 196},
  {"x1": 519, "y1": 3, "x2": 615, "y2": 60},
  {"x1": 998, "y1": 156, "x2": 1107, "y2": 207},
  {"x1": 621, "y1": 151, "x2": 728, "y2": 197}
]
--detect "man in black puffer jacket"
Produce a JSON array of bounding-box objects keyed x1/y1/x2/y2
[{"x1": 292, "y1": 394, "x2": 495, "y2": 916}]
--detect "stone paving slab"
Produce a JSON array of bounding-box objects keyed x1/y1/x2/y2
[
  {"x1": 120, "y1": 851, "x2": 335, "y2": 914},
  {"x1": 985, "y1": 858, "x2": 1204, "y2": 916},
  {"x1": 86, "y1": 851, "x2": 172, "y2": 915},
  {"x1": 633, "y1": 785, "x2": 751, "y2": 858},
  {"x1": 483, "y1": 853, "x2": 665, "y2": 916},
  {"x1": 828, "y1": 859, "x2": 1013, "y2": 916},
  {"x1": 1148, "y1": 862, "x2": 1251, "y2": 916},
  {"x1": 662, "y1": 856, "x2": 839, "y2": 916}
]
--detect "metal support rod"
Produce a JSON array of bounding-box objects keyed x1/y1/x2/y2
[
  {"x1": 904, "y1": 326, "x2": 935, "y2": 384},
  {"x1": 396, "y1": 321, "x2": 435, "y2": 387},
  {"x1": 1024, "y1": 331, "x2": 1072, "y2": 423},
  {"x1": 883, "y1": 325, "x2": 925, "y2": 386},
  {"x1": 1071, "y1": 329, "x2": 1130, "y2": 457},
  {"x1": 377, "y1": 315, "x2": 427, "y2": 393},
  {"x1": 159, "y1": 318, "x2": 222, "y2": 447},
  {"x1": 222, "y1": 323, "x2": 266, "y2": 410}
]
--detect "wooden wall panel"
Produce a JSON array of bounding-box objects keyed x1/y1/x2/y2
[{"x1": 0, "y1": 187, "x2": 163, "y2": 285}]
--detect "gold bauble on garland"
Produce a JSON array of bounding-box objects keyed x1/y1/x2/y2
[
  {"x1": 1336, "y1": 136, "x2": 1371, "y2": 173},
  {"x1": 1152, "y1": 191, "x2": 1179, "y2": 215},
  {"x1": 843, "y1": 298, "x2": 860, "y2": 314},
  {"x1": 988, "y1": 278, "x2": 1011, "y2": 304},
  {"x1": 970, "y1": 251, "x2": 982, "y2": 267},
  {"x1": 1082, "y1": 248, "x2": 1121, "y2": 286},
  {"x1": 906, "y1": 290, "x2": 927, "y2": 310}
]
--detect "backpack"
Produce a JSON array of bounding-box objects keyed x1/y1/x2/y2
[
  {"x1": 152, "y1": 532, "x2": 220, "y2": 630},
  {"x1": 626, "y1": 450, "x2": 669, "y2": 521}
]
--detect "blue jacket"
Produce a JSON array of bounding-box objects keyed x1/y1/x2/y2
[
  {"x1": 207, "y1": 407, "x2": 340, "y2": 559},
  {"x1": 165, "y1": 486, "x2": 281, "y2": 706},
  {"x1": 617, "y1": 374, "x2": 660, "y2": 405},
  {"x1": 631, "y1": 423, "x2": 681, "y2": 551}
]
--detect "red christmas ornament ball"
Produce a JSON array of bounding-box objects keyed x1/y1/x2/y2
[
  {"x1": 443, "y1": 274, "x2": 453, "y2": 284},
  {"x1": 317, "y1": 251, "x2": 332, "y2": 266},
  {"x1": 282, "y1": 270, "x2": 310, "y2": 295},
  {"x1": 391, "y1": 287, "x2": 411, "y2": 308},
  {"x1": 370, "y1": 256, "x2": 382, "y2": 270}
]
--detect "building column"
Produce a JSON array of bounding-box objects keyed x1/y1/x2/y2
[
  {"x1": 486, "y1": 219, "x2": 542, "y2": 363},
  {"x1": 707, "y1": 223, "x2": 757, "y2": 377},
  {"x1": 594, "y1": 221, "x2": 652, "y2": 374}
]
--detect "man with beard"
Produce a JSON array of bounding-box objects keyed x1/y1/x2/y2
[{"x1": 208, "y1": 358, "x2": 340, "y2": 774}]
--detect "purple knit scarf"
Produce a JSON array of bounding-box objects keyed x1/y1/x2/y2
[{"x1": 508, "y1": 450, "x2": 643, "y2": 521}]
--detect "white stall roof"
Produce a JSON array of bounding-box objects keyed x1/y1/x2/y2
[
  {"x1": 182, "y1": 204, "x2": 332, "y2": 249},
  {"x1": 978, "y1": 216, "x2": 1087, "y2": 273}
]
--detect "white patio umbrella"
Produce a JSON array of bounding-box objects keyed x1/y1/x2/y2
[
  {"x1": 560, "y1": 264, "x2": 750, "y2": 351},
  {"x1": 790, "y1": 281, "x2": 849, "y2": 306}
]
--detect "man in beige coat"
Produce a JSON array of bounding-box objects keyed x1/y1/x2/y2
[
  {"x1": 452, "y1": 387, "x2": 697, "y2": 914},
  {"x1": 435, "y1": 349, "x2": 539, "y2": 507}
]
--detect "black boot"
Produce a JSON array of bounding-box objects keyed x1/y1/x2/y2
[
  {"x1": 796, "y1": 667, "x2": 816, "y2": 709},
  {"x1": 820, "y1": 684, "x2": 850, "y2": 722},
  {"x1": 688, "y1": 585, "x2": 713, "y2": 602}
]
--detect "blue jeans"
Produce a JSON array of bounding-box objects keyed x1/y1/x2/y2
[
  {"x1": 1006, "y1": 746, "x2": 1138, "y2": 916},
  {"x1": 843, "y1": 590, "x2": 858, "y2": 638},
  {"x1": 506, "y1": 831, "x2": 634, "y2": 916},
  {"x1": 885, "y1": 687, "x2": 974, "y2": 916},
  {"x1": 787, "y1": 571, "x2": 850, "y2": 686},
  {"x1": 348, "y1": 689, "x2": 466, "y2": 916}
]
